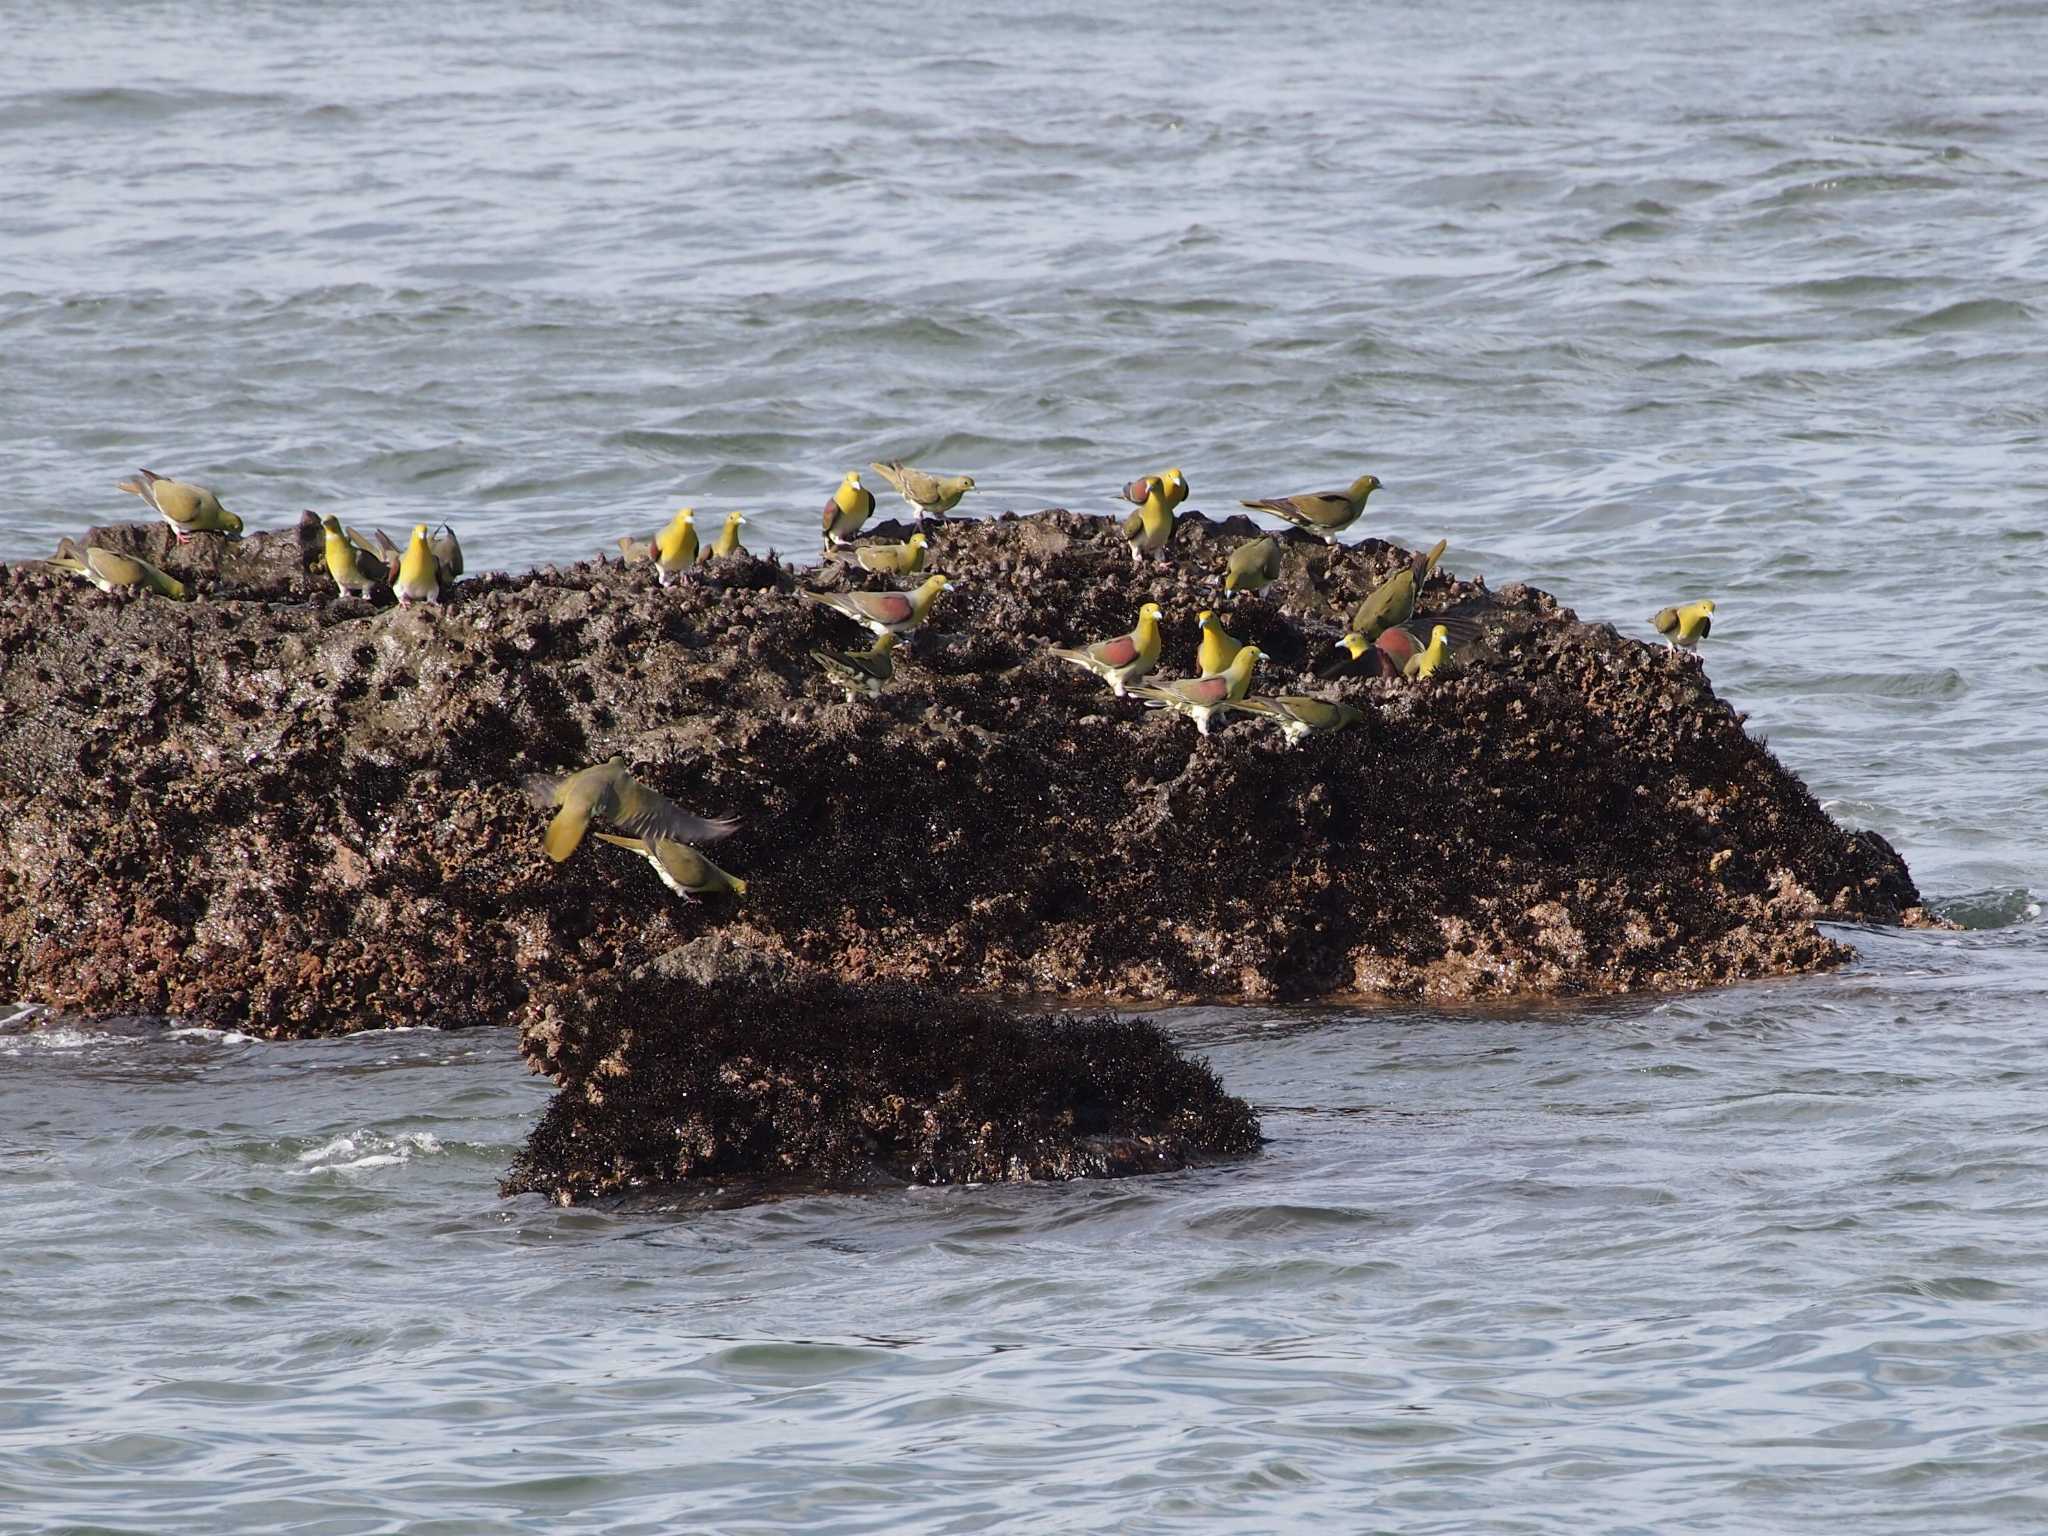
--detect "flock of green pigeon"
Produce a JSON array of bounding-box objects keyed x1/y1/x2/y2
[{"x1": 38, "y1": 459, "x2": 1719, "y2": 905}]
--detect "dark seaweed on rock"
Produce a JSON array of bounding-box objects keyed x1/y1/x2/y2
[
  {"x1": 505, "y1": 974, "x2": 1262, "y2": 1205},
  {"x1": 0, "y1": 509, "x2": 1931, "y2": 1039}
]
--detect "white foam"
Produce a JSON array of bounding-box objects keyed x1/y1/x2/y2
[{"x1": 291, "y1": 1130, "x2": 445, "y2": 1175}]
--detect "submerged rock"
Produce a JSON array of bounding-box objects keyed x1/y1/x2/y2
[
  {"x1": 0, "y1": 508, "x2": 1930, "y2": 1042},
  {"x1": 505, "y1": 973, "x2": 1260, "y2": 1205}
]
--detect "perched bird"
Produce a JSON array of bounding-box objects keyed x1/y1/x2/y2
[
  {"x1": 523, "y1": 754, "x2": 739, "y2": 863},
  {"x1": 1120, "y1": 467, "x2": 1189, "y2": 510},
  {"x1": 810, "y1": 631, "x2": 899, "y2": 702},
  {"x1": 1120, "y1": 479, "x2": 1175, "y2": 564},
  {"x1": 431, "y1": 524, "x2": 464, "y2": 583},
  {"x1": 1349, "y1": 537, "x2": 1448, "y2": 638},
  {"x1": 116, "y1": 467, "x2": 243, "y2": 541},
  {"x1": 706, "y1": 510, "x2": 748, "y2": 560},
  {"x1": 800, "y1": 572, "x2": 952, "y2": 638},
  {"x1": 1225, "y1": 536, "x2": 1281, "y2": 597},
  {"x1": 653, "y1": 508, "x2": 698, "y2": 585},
  {"x1": 1652, "y1": 599, "x2": 1715, "y2": 651},
  {"x1": 1048, "y1": 601, "x2": 1164, "y2": 697},
  {"x1": 1315, "y1": 631, "x2": 1389, "y2": 681},
  {"x1": 1237, "y1": 695, "x2": 1364, "y2": 748},
  {"x1": 869, "y1": 461, "x2": 975, "y2": 522},
  {"x1": 320, "y1": 514, "x2": 385, "y2": 598},
  {"x1": 394, "y1": 524, "x2": 444, "y2": 606},
  {"x1": 590, "y1": 832, "x2": 746, "y2": 901},
  {"x1": 1129, "y1": 646, "x2": 1264, "y2": 736},
  {"x1": 1241, "y1": 473, "x2": 1384, "y2": 543},
  {"x1": 1196, "y1": 609, "x2": 1243, "y2": 678},
  {"x1": 855, "y1": 531, "x2": 929, "y2": 576},
  {"x1": 822, "y1": 471, "x2": 876, "y2": 548},
  {"x1": 45, "y1": 537, "x2": 189, "y2": 600},
  {"x1": 1403, "y1": 624, "x2": 1454, "y2": 680}
]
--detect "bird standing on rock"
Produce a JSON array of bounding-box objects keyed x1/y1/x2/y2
[
  {"x1": 705, "y1": 511, "x2": 748, "y2": 560},
  {"x1": 855, "y1": 531, "x2": 929, "y2": 576},
  {"x1": 653, "y1": 508, "x2": 698, "y2": 585},
  {"x1": 1349, "y1": 537, "x2": 1447, "y2": 638},
  {"x1": 1130, "y1": 645, "x2": 1264, "y2": 736},
  {"x1": 1196, "y1": 610, "x2": 1242, "y2": 678},
  {"x1": 524, "y1": 755, "x2": 739, "y2": 863},
  {"x1": 431, "y1": 524, "x2": 464, "y2": 584},
  {"x1": 1120, "y1": 478, "x2": 1175, "y2": 564},
  {"x1": 1048, "y1": 601, "x2": 1164, "y2": 697},
  {"x1": 320, "y1": 515, "x2": 385, "y2": 598},
  {"x1": 801, "y1": 572, "x2": 953, "y2": 638},
  {"x1": 1652, "y1": 599, "x2": 1715, "y2": 651},
  {"x1": 811, "y1": 631, "x2": 899, "y2": 702},
  {"x1": 1241, "y1": 473, "x2": 1383, "y2": 543},
  {"x1": 822, "y1": 471, "x2": 876, "y2": 549},
  {"x1": 590, "y1": 832, "x2": 747, "y2": 901},
  {"x1": 1237, "y1": 695, "x2": 1363, "y2": 747},
  {"x1": 1403, "y1": 624, "x2": 1454, "y2": 680},
  {"x1": 116, "y1": 468, "x2": 243, "y2": 542},
  {"x1": 46, "y1": 537, "x2": 190, "y2": 600},
  {"x1": 1316, "y1": 632, "x2": 1384, "y2": 680},
  {"x1": 870, "y1": 461, "x2": 975, "y2": 522},
  {"x1": 1225, "y1": 536, "x2": 1280, "y2": 597},
  {"x1": 394, "y1": 524, "x2": 445, "y2": 606}
]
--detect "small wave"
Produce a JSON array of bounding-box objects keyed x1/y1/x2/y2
[
  {"x1": 1894, "y1": 298, "x2": 2035, "y2": 335},
  {"x1": 1932, "y1": 888, "x2": 2040, "y2": 930},
  {"x1": 291, "y1": 1130, "x2": 446, "y2": 1175}
]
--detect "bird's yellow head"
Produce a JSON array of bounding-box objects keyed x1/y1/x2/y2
[
  {"x1": 1352, "y1": 473, "x2": 1385, "y2": 499},
  {"x1": 1197, "y1": 609, "x2": 1217, "y2": 625},
  {"x1": 1139, "y1": 602, "x2": 1163, "y2": 621},
  {"x1": 1700, "y1": 599, "x2": 1717, "y2": 614},
  {"x1": 908, "y1": 532, "x2": 929, "y2": 550},
  {"x1": 673, "y1": 506, "x2": 695, "y2": 523},
  {"x1": 1430, "y1": 624, "x2": 1449, "y2": 644},
  {"x1": 727, "y1": 511, "x2": 747, "y2": 525},
  {"x1": 959, "y1": 475, "x2": 977, "y2": 490},
  {"x1": 1340, "y1": 631, "x2": 1368, "y2": 659},
  {"x1": 320, "y1": 514, "x2": 343, "y2": 535},
  {"x1": 1164, "y1": 467, "x2": 1186, "y2": 493},
  {"x1": 844, "y1": 471, "x2": 863, "y2": 488},
  {"x1": 410, "y1": 523, "x2": 430, "y2": 544}
]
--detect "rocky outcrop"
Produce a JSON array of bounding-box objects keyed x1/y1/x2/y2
[
  {"x1": 0, "y1": 507, "x2": 1930, "y2": 1044},
  {"x1": 505, "y1": 974, "x2": 1261, "y2": 1205}
]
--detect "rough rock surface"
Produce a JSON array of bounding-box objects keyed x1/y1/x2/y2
[
  {"x1": 1, "y1": 506, "x2": 1930, "y2": 1042},
  {"x1": 506, "y1": 974, "x2": 1261, "y2": 1205}
]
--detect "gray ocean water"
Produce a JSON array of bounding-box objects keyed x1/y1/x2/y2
[{"x1": 3, "y1": 0, "x2": 2046, "y2": 1530}]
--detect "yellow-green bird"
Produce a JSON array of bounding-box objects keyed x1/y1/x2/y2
[
  {"x1": 1120, "y1": 479, "x2": 1175, "y2": 564},
  {"x1": 1225, "y1": 536, "x2": 1281, "y2": 597},
  {"x1": 811, "y1": 631, "x2": 899, "y2": 702},
  {"x1": 855, "y1": 531, "x2": 929, "y2": 576},
  {"x1": 394, "y1": 523, "x2": 445, "y2": 606},
  {"x1": 590, "y1": 832, "x2": 746, "y2": 901},
  {"x1": 320, "y1": 514, "x2": 385, "y2": 598},
  {"x1": 1120, "y1": 466, "x2": 1189, "y2": 511},
  {"x1": 523, "y1": 754, "x2": 739, "y2": 863},
  {"x1": 1652, "y1": 599, "x2": 1716, "y2": 651},
  {"x1": 1048, "y1": 601, "x2": 1164, "y2": 697},
  {"x1": 822, "y1": 471, "x2": 876, "y2": 548},
  {"x1": 645, "y1": 507, "x2": 697, "y2": 586},
  {"x1": 1196, "y1": 609, "x2": 1242, "y2": 677},
  {"x1": 1317, "y1": 632, "x2": 1376, "y2": 680},
  {"x1": 1237, "y1": 695, "x2": 1364, "y2": 748},
  {"x1": 800, "y1": 572, "x2": 952, "y2": 638},
  {"x1": 705, "y1": 510, "x2": 748, "y2": 560},
  {"x1": 1403, "y1": 624, "x2": 1453, "y2": 680},
  {"x1": 1241, "y1": 473, "x2": 1384, "y2": 544},
  {"x1": 870, "y1": 460, "x2": 975, "y2": 522},
  {"x1": 116, "y1": 467, "x2": 243, "y2": 542},
  {"x1": 1349, "y1": 537, "x2": 1448, "y2": 637},
  {"x1": 1130, "y1": 645, "x2": 1263, "y2": 736},
  {"x1": 45, "y1": 537, "x2": 190, "y2": 600}
]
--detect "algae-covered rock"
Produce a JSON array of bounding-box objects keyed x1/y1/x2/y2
[
  {"x1": 0, "y1": 508, "x2": 1930, "y2": 1036},
  {"x1": 504, "y1": 974, "x2": 1261, "y2": 1205}
]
